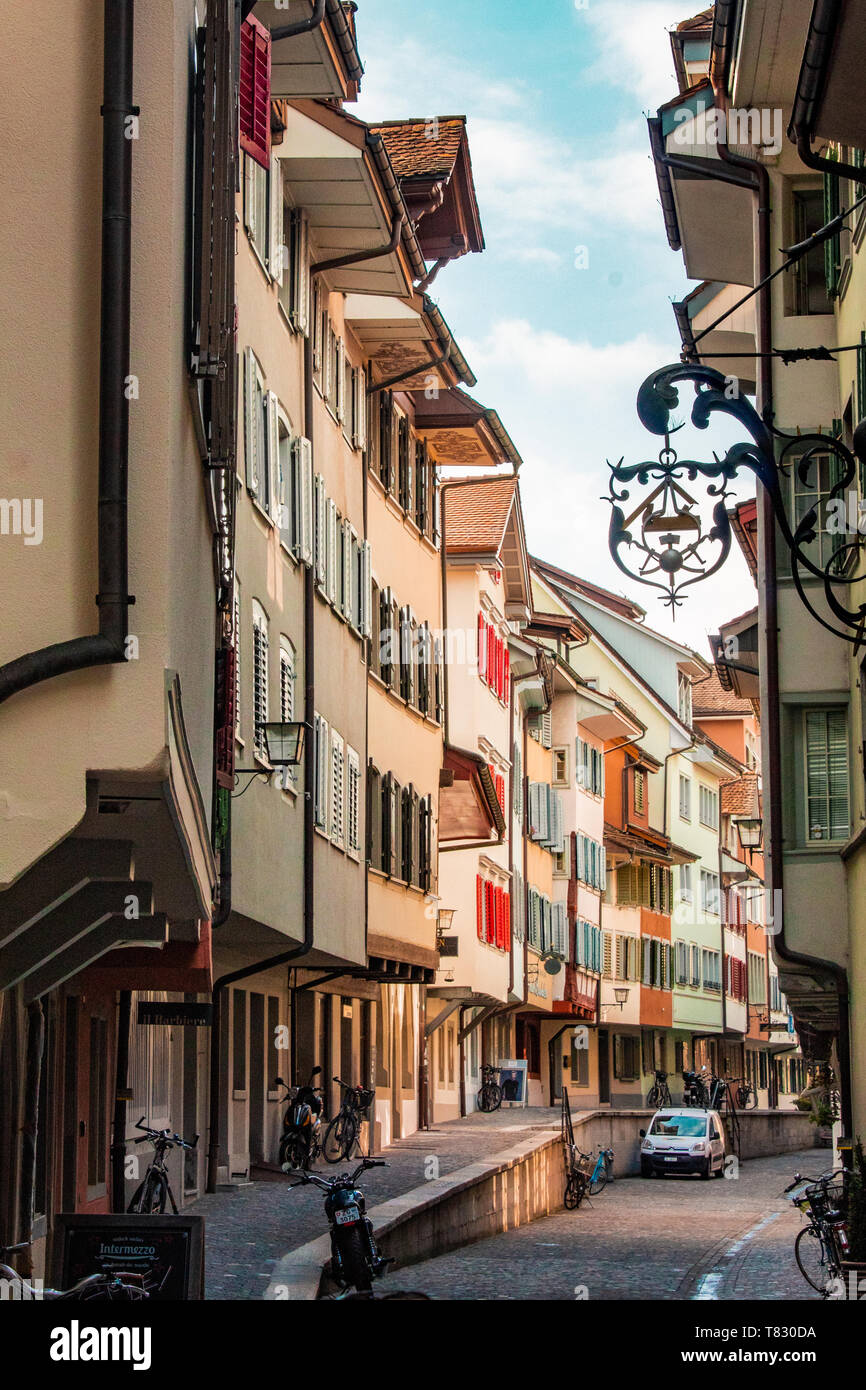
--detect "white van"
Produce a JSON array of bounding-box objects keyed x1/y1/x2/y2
[{"x1": 639, "y1": 1108, "x2": 726, "y2": 1179}]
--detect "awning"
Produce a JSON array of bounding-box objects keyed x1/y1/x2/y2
[{"x1": 439, "y1": 746, "x2": 506, "y2": 843}]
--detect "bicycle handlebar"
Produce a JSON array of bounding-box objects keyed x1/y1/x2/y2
[{"x1": 133, "y1": 1118, "x2": 198, "y2": 1149}]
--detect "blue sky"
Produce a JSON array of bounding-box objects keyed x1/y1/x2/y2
[{"x1": 353, "y1": 0, "x2": 758, "y2": 655}]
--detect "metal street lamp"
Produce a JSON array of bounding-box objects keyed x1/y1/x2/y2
[
  {"x1": 233, "y1": 721, "x2": 308, "y2": 795},
  {"x1": 735, "y1": 817, "x2": 763, "y2": 852},
  {"x1": 614, "y1": 987, "x2": 629, "y2": 1010}
]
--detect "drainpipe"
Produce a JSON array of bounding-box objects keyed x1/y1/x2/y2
[
  {"x1": 269, "y1": 0, "x2": 326, "y2": 41},
  {"x1": 0, "y1": 0, "x2": 135, "y2": 706},
  {"x1": 311, "y1": 211, "x2": 403, "y2": 277},
  {"x1": 788, "y1": 0, "x2": 866, "y2": 187},
  {"x1": 710, "y1": 46, "x2": 854, "y2": 1154}
]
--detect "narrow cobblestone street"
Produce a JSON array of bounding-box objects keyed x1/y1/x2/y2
[
  {"x1": 396, "y1": 1148, "x2": 824, "y2": 1301},
  {"x1": 193, "y1": 1109, "x2": 561, "y2": 1299}
]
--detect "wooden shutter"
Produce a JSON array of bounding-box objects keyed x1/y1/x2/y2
[
  {"x1": 294, "y1": 438, "x2": 313, "y2": 566},
  {"x1": 313, "y1": 473, "x2": 326, "y2": 585},
  {"x1": 353, "y1": 366, "x2": 367, "y2": 451},
  {"x1": 476, "y1": 876, "x2": 484, "y2": 940},
  {"x1": 325, "y1": 499, "x2": 338, "y2": 605},
  {"x1": 269, "y1": 156, "x2": 284, "y2": 283},
  {"x1": 239, "y1": 17, "x2": 271, "y2": 171},
  {"x1": 289, "y1": 209, "x2": 310, "y2": 334},
  {"x1": 215, "y1": 643, "x2": 237, "y2": 790}
]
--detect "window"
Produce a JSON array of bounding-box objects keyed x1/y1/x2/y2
[
  {"x1": 252, "y1": 601, "x2": 269, "y2": 759},
  {"x1": 702, "y1": 948, "x2": 722, "y2": 992},
  {"x1": 689, "y1": 943, "x2": 700, "y2": 987},
  {"x1": 552, "y1": 747, "x2": 569, "y2": 786},
  {"x1": 675, "y1": 939, "x2": 689, "y2": 986},
  {"x1": 613, "y1": 1034, "x2": 640, "y2": 1081},
  {"x1": 804, "y1": 707, "x2": 850, "y2": 842},
  {"x1": 790, "y1": 450, "x2": 846, "y2": 572},
  {"x1": 698, "y1": 784, "x2": 718, "y2": 829},
  {"x1": 239, "y1": 16, "x2": 271, "y2": 170},
  {"x1": 576, "y1": 738, "x2": 603, "y2": 796},
  {"x1": 677, "y1": 671, "x2": 693, "y2": 725},
  {"x1": 279, "y1": 207, "x2": 310, "y2": 335},
  {"x1": 745, "y1": 729, "x2": 759, "y2": 769},
  {"x1": 232, "y1": 989, "x2": 247, "y2": 1093},
  {"x1": 350, "y1": 366, "x2": 367, "y2": 452},
  {"x1": 244, "y1": 154, "x2": 270, "y2": 267},
  {"x1": 679, "y1": 774, "x2": 691, "y2": 821},
  {"x1": 700, "y1": 868, "x2": 721, "y2": 916},
  {"x1": 792, "y1": 186, "x2": 833, "y2": 314},
  {"x1": 679, "y1": 862, "x2": 694, "y2": 903}
]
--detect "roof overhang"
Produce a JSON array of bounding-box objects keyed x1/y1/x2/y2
[
  {"x1": 795, "y1": 0, "x2": 866, "y2": 150},
  {"x1": 252, "y1": 1, "x2": 363, "y2": 102},
  {"x1": 711, "y1": 606, "x2": 760, "y2": 702},
  {"x1": 673, "y1": 280, "x2": 757, "y2": 394},
  {"x1": 650, "y1": 88, "x2": 757, "y2": 286},
  {"x1": 278, "y1": 102, "x2": 422, "y2": 296},
  {"x1": 372, "y1": 118, "x2": 485, "y2": 262},
  {"x1": 343, "y1": 292, "x2": 475, "y2": 390},
  {"x1": 411, "y1": 387, "x2": 523, "y2": 470},
  {"x1": 439, "y1": 746, "x2": 505, "y2": 843}
]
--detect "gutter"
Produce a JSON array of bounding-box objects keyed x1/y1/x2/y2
[
  {"x1": 709, "y1": 13, "x2": 854, "y2": 1152},
  {"x1": 269, "y1": 0, "x2": 364, "y2": 91},
  {"x1": 0, "y1": 0, "x2": 136, "y2": 706},
  {"x1": 789, "y1": 0, "x2": 866, "y2": 186}
]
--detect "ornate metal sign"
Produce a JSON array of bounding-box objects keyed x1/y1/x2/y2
[{"x1": 606, "y1": 363, "x2": 866, "y2": 646}]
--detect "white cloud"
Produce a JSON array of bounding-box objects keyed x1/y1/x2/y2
[{"x1": 580, "y1": 2, "x2": 684, "y2": 108}]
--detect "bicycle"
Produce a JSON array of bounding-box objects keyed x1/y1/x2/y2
[
  {"x1": 575, "y1": 1145, "x2": 615, "y2": 1195},
  {"x1": 127, "y1": 1117, "x2": 198, "y2": 1214},
  {"x1": 646, "y1": 1069, "x2": 672, "y2": 1108},
  {"x1": 323, "y1": 1077, "x2": 374, "y2": 1164},
  {"x1": 477, "y1": 1064, "x2": 502, "y2": 1113},
  {"x1": 0, "y1": 1240, "x2": 162, "y2": 1301},
  {"x1": 785, "y1": 1169, "x2": 850, "y2": 1295},
  {"x1": 734, "y1": 1078, "x2": 758, "y2": 1110}
]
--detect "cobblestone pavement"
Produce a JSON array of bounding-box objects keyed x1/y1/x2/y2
[
  {"x1": 398, "y1": 1149, "x2": 829, "y2": 1301},
  {"x1": 192, "y1": 1107, "x2": 561, "y2": 1299}
]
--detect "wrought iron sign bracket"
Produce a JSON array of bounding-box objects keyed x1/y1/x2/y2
[{"x1": 605, "y1": 363, "x2": 866, "y2": 647}]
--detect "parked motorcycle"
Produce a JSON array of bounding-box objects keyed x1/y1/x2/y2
[
  {"x1": 288, "y1": 1157, "x2": 392, "y2": 1293},
  {"x1": 682, "y1": 1065, "x2": 710, "y2": 1108},
  {"x1": 275, "y1": 1067, "x2": 324, "y2": 1170}
]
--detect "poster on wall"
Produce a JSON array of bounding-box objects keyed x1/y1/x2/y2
[{"x1": 498, "y1": 1059, "x2": 528, "y2": 1106}]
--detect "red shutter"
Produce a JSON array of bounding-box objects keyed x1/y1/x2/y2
[
  {"x1": 239, "y1": 17, "x2": 271, "y2": 170},
  {"x1": 495, "y1": 774, "x2": 505, "y2": 813},
  {"x1": 476, "y1": 875, "x2": 484, "y2": 939},
  {"x1": 485, "y1": 882, "x2": 495, "y2": 943},
  {"x1": 504, "y1": 891, "x2": 512, "y2": 950},
  {"x1": 494, "y1": 887, "x2": 503, "y2": 948},
  {"x1": 504, "y1": 645, "x2": 510, "y2": 702},
  {"x1": 486, "y1": 624, "x2": 494, "y2": 686},
  {"x1": 498, "y1": 637, "x2": 505, "y2": 701}
]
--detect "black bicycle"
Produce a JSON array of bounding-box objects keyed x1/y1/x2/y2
[
  {"x1": 0, "y1": 1240, "x2": 162, "y2": 1301},
  {"x1": 646, "y1": 1069, "x2": 672, "y2": 1108},
  {"x1": 786, "y1": 1170, "x2": 851, "y2": 1295},
  {"x1": 127, "y1": 1117, "x2": 198, "y2": 1214},
  {"x1": 323, "y1": 1077, "x2": 374, "y2": 1164},
  {"x1": 477, "y1": 1064, "x2": 502, "y2": 1113},
  {"x1": 734, "y1": 1078, "x2": 759, "y2": 1110}
]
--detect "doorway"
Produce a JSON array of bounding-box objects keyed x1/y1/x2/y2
[
  {"x1": 248, "y1": 993, "x2": 265, "y2": 1164},
  {"x1": 598, "y1": 1028, "x2": 611, "y2": 1104}
]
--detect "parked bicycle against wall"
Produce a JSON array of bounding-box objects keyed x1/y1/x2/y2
[
  {"x1": 477, "y1": 1064, "x2": 502, "y2": 1113},
  {"x1": 127, "y1": 1118, "x2": 198, "y2": 1214},
  {"x1": 275, "y1": 1067, "x2": 325, "y2": 1171},
  {"x1": 734, "y1": 1078, "x2": 759, "y2": 1110},
  {"x1": 646, "y1": 1069, "x2": 672, "y2": 1108},
  {"x1": 682, "y1": 1066, "x2": 710, "y2": 1108},
  {"x1": 0, "y1": 1240, "x2": 164, "y2": 1300},
  {"x1": 288, "y1": 1158, "x2": 393, "y2": 1294},
  {"x1": 785, "y1": 1169, "x2": 850, "y2": 1295},
  {"x1": 576, "y1": 1145, "x2": 615, "y2": 1195},
  {"x1": 323, "y1": 1078, "x2": 374, "y2": 1164}
]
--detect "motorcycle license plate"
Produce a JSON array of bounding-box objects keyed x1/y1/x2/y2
[{"x1": 334, "y1": 1206, "x2": 360, "y2": 1226}]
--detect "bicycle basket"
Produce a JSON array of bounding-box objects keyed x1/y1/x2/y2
[
  {"x1": 356, "y1": 1088, "x2": 374, "y2": 1111},
  {"x1": 805, "y1": 1180, "x2": 847, "y2": 1221}
]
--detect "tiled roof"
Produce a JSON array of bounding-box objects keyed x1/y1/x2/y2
[
  {"x1": 443, "y1": 477, "x2": 517, "y2": 555},
  {"x1": 370, "y1": 117, "x2": 466, "y2": 182},
  {"x1": 677, "y1": 7, "x2": 713, "y2": 30},
  {"x1": 692, "y1": 669, "x2": 754, "y2": 715},
  {"x1": 720, "y1": 773, "x2": 760, "y2": 818}
]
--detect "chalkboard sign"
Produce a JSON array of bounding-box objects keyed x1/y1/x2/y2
[{"x1": 53, "y1": 1214, "x2": 204, "y2": 1301}]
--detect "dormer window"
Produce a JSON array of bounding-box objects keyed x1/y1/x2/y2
[{"x1": 678, "y1": 671, "x2": 693, "y2": 726}]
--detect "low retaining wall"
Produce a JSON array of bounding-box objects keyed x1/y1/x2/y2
[{"x1": 263, "y1": 1109, "x2": 817, "y2": 1298}]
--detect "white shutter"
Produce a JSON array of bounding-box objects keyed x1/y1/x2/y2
[
  {"x1": 314, "y1": 714, "x2": 330, "y2": 828},
  {"x1": 541, "y1": 710, "x2": 552, "y2": 749},
  {"x1": 244, "y1": 349, "x2": 259, "y2": 498},
  {"x1": 576, "y1": 738, "x2": 585, "y2": 789},
  {"x1": 330, "y1": 729, "x2": 345, "y2": 847},
  {"x1": 266, "y1": 392, "x2": 280, "y2": 518},
  {"x1": 323, "y1": 320, "x2": 333, "y2": 403},
  {"x1": 244, "y1": 154, "x2": 256, "y2": 241},
  {"x1": 336, "y1": 339, "x2": 346, "y2": 424},
  {"x1": 290, "y1": 209, "x2": 309, "y2": 334},
  {"x1": 361, "y1": 541, "x2": 373, "y2": 638},
  {"x1": 314, "y1": 473, "x2": 327, "y2": 584},
  {"x1": 278, "y1": 424, "x2": 293, "y2": 551},
  {"x1": 354, "y1": 367, "x2": 367, "y2": 451},
  {"x1": 269, "y1": 157, "x2": 284, "y2": 284},
  {"x1": 326, "y1": 499, "x2": 338, "y2": 605},
  {"x1": 342, "y1": 520, "x2": 353, "y2": 620},
  {"x1": 292, "y1": 438, "x2": 313, "y2": 567}
]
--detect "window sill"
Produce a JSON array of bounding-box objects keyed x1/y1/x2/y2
[
  {"x1": 249, "y1": 494, "x2": 276, "y2": 530},
  {"x1": 244, "y1": 231, "x2": 272, "y2": 286}
]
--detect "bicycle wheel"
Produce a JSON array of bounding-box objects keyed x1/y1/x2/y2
[
  {"x1": 646, "y1": 1086, "x2": 659, "y2": 1108},
  {"x1": 340, "y1": 1111, "x2": 360, "y2": 1158},
  {"x1": 564, "y1": 1172, "x2": 587, "y2": 1210},
  {"x1": 744, "y1": 1087, "x2": 758, "y2": 1110},
  {"x1": 661, "y1": 1087, "x2": 672, "y2": 1107},
  {"x1": 477, "y1": 1085, "x2": 493, "y2": 1113},
  {"x1": 129, "y1": 1172, "x2": 166, "y2": 1215},
  {"x1": 794, "y1": 1226, "x2": 832, "y2": 1293},
  {"x1": 323, "y1": 1115, "x2": 344, "y2": 1163},
  {"x1": 589, "y1": 1163, "x2": 608, "y2": 1196},
  {"x1": 486, "y1": 1083, "x2": 502, "y2": 1113}
]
